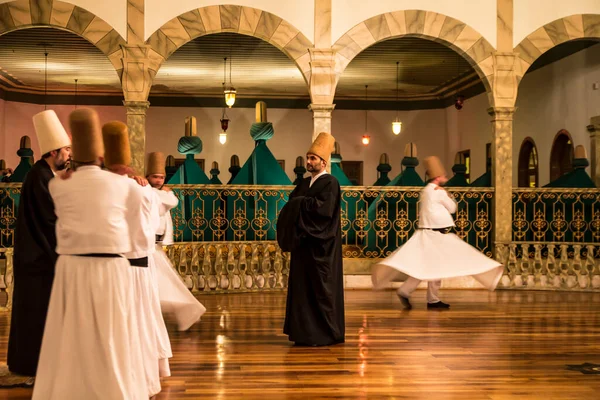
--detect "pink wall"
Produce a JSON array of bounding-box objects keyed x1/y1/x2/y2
[
  {"x1": 1, "y1": 102, "x2": 125, "y2": 169},
  {"x1": 0, "y1": 101, "x2": 471, "y2": 185},
  {"x1": 0, "y1": 98, "x2": 5, "y2": 167},
  {"x1": 145, "y1": 106, "x2": 449, "y2": 185}
]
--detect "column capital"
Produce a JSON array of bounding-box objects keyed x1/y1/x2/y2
[
  {"x1": 309, "y1": 49, "x2": 336, "y2": 105},
  {"x1": 587, "y1": 116, "x2": 600, "y2": 135},
  {"x1": 487, "y1": 106, "x2": 517, "y2": 121},
  {"x1": 488, "y1": 52, "x2": 518, "y2": 109},
  {"x1": 309, "y1": 48, "x2": 336, "y2": 64},
  {"x1": 119, "y1": 44, "x2": 161, "y2": 102},
  {"x1": 309, "y1": 103, "x2": 336, "y2": 114},
  {"x1": 123, "y1": 100, "x2": 150, "y2": 113}
]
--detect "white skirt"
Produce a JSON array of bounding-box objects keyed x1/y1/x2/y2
[
  {"x1": 130, "y1": 262, "x2": 162, "y2": 396},
  {"x1": 153, "y1": 245, "x2": 206, "y2": 331},
  {"x1": 146, "y1": 254, "x2": 172, "y2": 378},
  {"x1": 32, "y1": 255, "x2": 147, "y2": 400},
  {"x1": 371, "y1": 230, "x2": 504, "y2": 290}
]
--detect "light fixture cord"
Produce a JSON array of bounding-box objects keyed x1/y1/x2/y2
[
  {"x1": 44, "y1": 51, "x2": 48, "y2": 110},
  {"x1": 74, "y1": 79, "x2": 78, "y2": 109},
  {"x1": 365, "y1": 85, "x2": 368, "y2": 132},
  {"x1": 229, "y1": 54, "x2": 233, "y2": 87},
  {"x1": 396, "y1": 61, "x2": 399, "y2": 117}
]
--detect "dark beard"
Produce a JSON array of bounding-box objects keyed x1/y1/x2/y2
[{"x1": 54, "y1": 160, "x2": 67, "y2": 171}]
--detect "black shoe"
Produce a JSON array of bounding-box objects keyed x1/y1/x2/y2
[
  {"x1": 397, "y1": 293, "x2": 412, "y2": 310},
  {"x1": 427, "y1": 301, "x2": 450, "y2": 309}
]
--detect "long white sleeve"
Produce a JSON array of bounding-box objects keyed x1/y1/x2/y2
[
  {"x1": 438, "y1": 189, "x2": 457, "y2": 214},
  {"x1": 155, "y1": 189, "x2": 179, "y2": 216}
]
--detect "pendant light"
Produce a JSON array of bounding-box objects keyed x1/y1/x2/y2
[
  {"x1": 392, "y1": 61, "x2": 402, "y2": 135},
  {"x1": 223, "y1": 57, "x2": 236, "y2": 108},
  {"x1": 219, "y1": 82, "x2": 230, "y2": 144},
  {"x1": 362, "y1": 85, "x2": 370, "y2": 145},
  {"x1": 74, "y1": 79, "x2": 78, "y2": 109}
]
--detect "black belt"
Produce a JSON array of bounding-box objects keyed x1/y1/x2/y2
[
  {"x1": 155, "y1": 234, "x2": 165, "y2": 243},
  {"x1": 75, "y1": 253, "x2": 123, "y2": 258},
  {"x1": 422, "y1": 227, "x2": 452, "y2": 234},
  {"x1": 128, "y1": 257, "x2": 149, "y2": 267}
]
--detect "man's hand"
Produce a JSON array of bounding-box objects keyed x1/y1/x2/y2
[
  {"x1": 131, "y1": 176, "x2": 148, "y2": 186},
  {"x1": 1, "y1": 168, "x2": 13, "y2": 176}
]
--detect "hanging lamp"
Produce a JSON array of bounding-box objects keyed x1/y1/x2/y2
[
  {"x1": 223, "y1": 57, "x2": 236, "y2": 107},
  {"x1": 219, "y1": 82, "x2": 230, "y2": 144},
  {"x1": 362, "y1": 85, "x2": 370, "y2": 145},
  {"x1": 392, "y1": 61, "x2": 402, "y2": 135}
]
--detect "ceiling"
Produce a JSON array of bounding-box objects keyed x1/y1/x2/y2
[
  {"x1": 0, "y1": 28, "x2": 121, "y2": 94},
  {"x1": 0, "y1": 28, "x2": 478, "y2": 102},
  {"x1": 0, "y1": 27, "x2": 597, "y2": 108}
]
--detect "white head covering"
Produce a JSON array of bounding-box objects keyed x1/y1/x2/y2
[{"x1": 32, "y1": 110, "x2": 71, "y2": 155}]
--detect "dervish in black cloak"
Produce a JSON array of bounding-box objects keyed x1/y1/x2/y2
[
  {"x1": 6, "y1": 110, "x2": 71, "y2": 380},
  {"x1": 278, "y1": 131, "x2": 345, "y2": 346}
]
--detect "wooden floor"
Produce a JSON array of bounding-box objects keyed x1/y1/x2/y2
[{"x1": 1, "y1": 289, "x2": 600, "y2": 399}]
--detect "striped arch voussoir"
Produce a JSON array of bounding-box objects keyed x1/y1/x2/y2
[{"x1": 145, "y1": 5, "x2": 314, "y2": 82}]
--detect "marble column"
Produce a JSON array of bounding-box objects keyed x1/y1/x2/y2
[
  {"x1": 587, "y1": 116, "x2": 600, "y2": 186},
  {"x1": 4, "y1": 247, "x2": 14, "y2": 311},
  {"x1": 309, "y1": 103, "x2": 336, "y2": 140},
  {"x1": 119, "y1": 44, "x2": 161, "y2": 175},
  {"x1": 488, "y1": 107, "x2": 516, "y2": 260},
  {"x1": 124, "y1": 101, "x2": 150, "y2": 174},
  {"x1": 309, "y1": 104, "x2": 335, "y2": 172}
]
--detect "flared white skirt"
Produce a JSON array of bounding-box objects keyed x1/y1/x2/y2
[
  {"x1": 146, "y1": 254, "x2": 172, "y2": 378},
  {"x1": 32, "y1": 255, "x2": 147, "y2": 400},
  {"x1": 153, "y1": 245, "x2": 206, "y2": 331},
  {"x1": 371, "y1": 230, "x2": 504, "y2": 290}
]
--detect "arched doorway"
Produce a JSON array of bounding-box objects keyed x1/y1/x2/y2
[
  {"x1": 550, "y1": 130, "x2": 574, "y2": 182},
  {"x1": 518, "y1": 138, "x2": 539, "y2": 187}
]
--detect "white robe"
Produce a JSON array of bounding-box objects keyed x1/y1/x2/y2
[
  {"x1": 153, "y1": 189, "x2": 206, "y2": 331},
  {"x1": 124, "y1": 181, "x2": 171, "y2": 394},
  {"x1": 371, "y1": 183, "x2": 504, "y2": 291},
  {"x1": 33, "y1": 166, "x2": 146, "y2": 400}
]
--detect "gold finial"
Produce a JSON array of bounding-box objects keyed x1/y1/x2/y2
[
  {"x1": 166, "y1": 155, "x2": 175, "y2": 167},
  {"x1": 379, "y1": 153, "x2": 389, "y2": 164},
  {"x1": 256, "y1": 101, "x2": 267, "y2": 123},
  {"x1": 20, "y1": 135, "x2": 31, "y2": 149},
  {"x1": 184, "y1": 116, "x2": 197, "y2": 137},
  {"x1": 333, "y1": 142, "x2": 340, "y2": 154},
  {"x1": 404, "y1": 142, "x2": 417, "y2": 157},
  {"x1": 574, "y1": 145, "x2": 587, "y2": 159}
]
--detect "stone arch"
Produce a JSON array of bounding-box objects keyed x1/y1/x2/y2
[
  {"x1": 514, "y1": 14, "x2": 600, "y2": 84},
  {"x1": 332, "y1": 10, "x2": 496, "y2": 99},
  {"x1": 146, "y1": 5, "x2": 314, "y2": 82},
  {"x1": 0, "y1": 0, "x2": 125, "y2": 71}
]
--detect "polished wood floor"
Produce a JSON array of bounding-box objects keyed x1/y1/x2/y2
[{"x1": 1, "y1": 289, "x2": 600, "y2": 399}]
